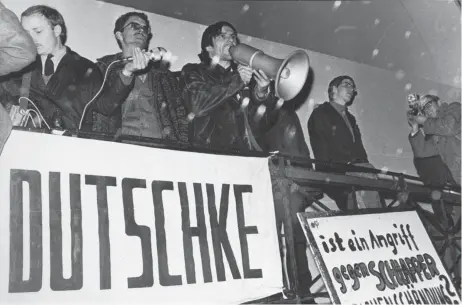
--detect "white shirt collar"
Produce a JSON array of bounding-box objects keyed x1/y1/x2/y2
[{"x1": 40, "y1": 46, "x2": 67, "y2": 75}]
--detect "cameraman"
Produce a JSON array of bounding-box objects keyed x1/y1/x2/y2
[
  {"x1": 408, "y1": 94, "x2": 461, "y2": 285},
  {"x1": 408, "y1": 94, "x2": 460, "y2": 186}
]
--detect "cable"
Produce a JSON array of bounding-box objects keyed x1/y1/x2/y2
[
  {"x1": 78, "y1": 59, "x2": 123, "y2": 131},
  {"x1": 25, "y1": 109, "x2": 40, "y2": 128},
  {"x1": 18, "y1": 97, "x2": 51, "y2": 130}
]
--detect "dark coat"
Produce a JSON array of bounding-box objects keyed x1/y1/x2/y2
[
  {"x1": 308, "y1": 101, "x2": 368, "y2": 172},
  {"x1": 92, "y1": 53, "x2": 188, "y2": 143},
  {"x1": 0, "y1": 47, "x2": 102, "y2": 131},
  {"x1": 180, "y1": 62, "x2": 278, "y2": 152}
]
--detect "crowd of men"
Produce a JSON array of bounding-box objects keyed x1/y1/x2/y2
[{"x1": 0, "y1": 3, "x2": 460, "y2": 299}]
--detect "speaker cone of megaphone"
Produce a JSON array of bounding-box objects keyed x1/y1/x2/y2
[{"x1": 229, "y1": 43, "x2": 310, "y2": 101}]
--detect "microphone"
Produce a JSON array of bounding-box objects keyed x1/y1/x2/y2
[{"x1": 121, "y1": 47, "x2": 170, "y2": 62}]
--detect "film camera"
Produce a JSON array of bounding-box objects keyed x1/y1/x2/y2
[{"x1": 407, "y1": 93, "x2": 424, "y2": 116}]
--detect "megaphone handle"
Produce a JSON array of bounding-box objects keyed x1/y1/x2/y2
[{"x1": 249, "y1": 51, "x2": 264, "y2": 70}]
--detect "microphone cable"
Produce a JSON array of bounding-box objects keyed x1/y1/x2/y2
[{"x1": 78, "y1": 59, "x2": 123, "y2": 131}]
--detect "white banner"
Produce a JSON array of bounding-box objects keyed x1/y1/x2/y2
[
  {"x1": 298, "y1": 210, "x2": 461, "y2": 305},
  {"x1": 0, "y1": 130, "x2": 283, "y2": 304}
]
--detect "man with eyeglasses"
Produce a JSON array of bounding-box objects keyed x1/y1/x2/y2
[
  {"x1": 93, "y1": 11, "x2": 188, "y2": 143},
  {"x1": 308, "y1": 75, "x2": 382, "y2": 211},
  {"x1": 408, "y1": 94, "x2": 461, "y2": 286},
  {"x1": 408, "y1": 94, "x2": 460, "y2": 186}
]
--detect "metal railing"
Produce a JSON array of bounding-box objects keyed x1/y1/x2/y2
[{"x1": 260, "y1": 153, "x2": 461, "y2": 304}]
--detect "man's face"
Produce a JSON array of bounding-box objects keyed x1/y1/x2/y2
[
  {"x1": 208, "y1": 26, "x2": 238, "y2": 62},
  {"x1": 117, "y1": 15, "x2": 150, "y2": 50},
  {"x1": 333, "y1": 78, "x2": 356, "y2": 104},
  {"x1": 22, "y1": 13, "x2": 60, "y2": 56},
  {"x1": 423, "y1": 101, "x2": 439, "y2": 118}
]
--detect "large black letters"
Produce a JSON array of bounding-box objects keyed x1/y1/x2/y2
[
  {"x1": 206, "y1": 184, "x2": 241, "y2": 281},
  {"x1": 152, "y1": 180, "x2": 182, "y2": 286},
  {"x1": 49, "y1": 172, "x2": 83, "y2": 291},
  {"x1": 85, "y1": 175, "x2": 117, "y2": 290},
  {"x1": 234, "y1": 184, "x2": 262, "y2": 279},
  {"x1": 122, "y1": 178, "x2": 153, "y2": 288},
  {"x1": 9, "y1": 169, "x2": 43, "y2": 293}
]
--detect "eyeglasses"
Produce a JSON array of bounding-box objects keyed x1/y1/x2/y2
[
  {"x1": 423, "y1": 102, "x2": 434, "y2": 111},
  {"x1": 339, "y1": 82, "x2": 357, "y2": 92},
  {"x1": 122, "y1": 22, "x2": 150, "y2": 34},
  {"x1": 217, "y1": 32, "x2": 237, "y2": 41}
]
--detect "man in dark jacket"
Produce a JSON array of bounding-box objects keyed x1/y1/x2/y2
[
  {"x1": 0, "y1": 5, "x2": 108, "y2": 132},
  {"x1": 0, "y1": 1, "x2": 36, "y2": 153},
  {"x1": 308, "y1": 75, "x2": 381, "y2": 211},
  {"x1": 181, "y1": 21, "x2": 278, "y2": 152},
  {"x1": 92, "y1": 11, "x2": 188, "y2": 144}
]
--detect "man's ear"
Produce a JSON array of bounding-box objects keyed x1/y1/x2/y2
[
  {"x1": 115, "y1": 31, "x2": 123, "y2": 43},
  {"x1": 53, "y1": 24, "x2": 62, "y2": 38}
]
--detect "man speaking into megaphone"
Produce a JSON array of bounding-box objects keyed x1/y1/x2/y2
[
  {"x1": 180, "y1": 21, "x2": 315, "y2": 300},
  {"x1": 181, "y1": 21, "x2": 280, "y2": 152}
]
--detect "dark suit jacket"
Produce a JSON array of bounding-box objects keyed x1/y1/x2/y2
[
  {"x1": 308, "y1": 101, "x2": 368, "y2": 172},
  {"x1": 0, "y1": 47, "x2": 104, "y2": 131}
]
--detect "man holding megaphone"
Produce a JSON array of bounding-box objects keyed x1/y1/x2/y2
[
  {"x1": 181, "y1": 21, "x2": 279, "y2": 152},
  {"x1": 181, "y1": 21, "x2": 315, "y2": 299}
]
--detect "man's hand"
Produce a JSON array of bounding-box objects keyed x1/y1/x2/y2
[
  {"x1": 407, "y1": 114, "x2": 419, "y2": 134},
  {"x1": 122, "y1": 47, "x2": 150, "y2": 76},
  {"x1": 237, "y1": 64, "x2": 253, "y2": 85},
  {"x1": 414, "y1": 115, "x2": 427, "y2": 125},
  {"x1": 254, "y1": 69, "x2": 270, "y2": 92}
]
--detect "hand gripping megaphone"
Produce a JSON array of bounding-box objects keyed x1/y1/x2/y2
[{"x1": 229, "y1": 43, "x2": 310, "y2": 101}]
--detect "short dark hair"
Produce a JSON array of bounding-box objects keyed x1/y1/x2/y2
[
  {"x1": 199, "y1": 21, "x2": 239, "y2": 64},
  {"x1": 21, "y1": 5, "x2": 67, "y2": 45},
  {"x1": 328, "y1": 75, "x2": 355, "y2": 101},
  {"x1": 113, "y1": 12, "x2": 151, "y2": 49}
]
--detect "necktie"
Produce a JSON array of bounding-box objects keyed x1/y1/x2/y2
[{"x1": 44, "y1": 54, "x2": 54, "y2": 76}]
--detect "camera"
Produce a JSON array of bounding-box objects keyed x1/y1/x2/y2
[{"x1": 407, "y1": 93, "x2": 423, "y2": 116}]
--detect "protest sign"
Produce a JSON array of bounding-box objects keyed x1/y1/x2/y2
[{"x1": 298, "y1": 209, "x2": 461, "y2": 304}]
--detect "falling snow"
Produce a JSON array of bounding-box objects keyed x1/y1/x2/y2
[
  {"x1": 405, "y1": 31, "x2": 411, "y2": 38},
  {"x1": 396, "y1": 148, "x2": 403, "y2": 155},
  {"x1": 187, "y1": 113, "x2": 195, "y2": 122},
  {"x1": 332, "y1": 1, "x2": 342, "y2": 11},
  {"x1": 372, "y1": 49, "x2": 379, "y2": 58},
  {"x1": 374, "y1": 19, "x2": 380, "y2": 26},
  {"x1": 325, "y1": 65, "x2": 331, "y2": 71},
  {"x1": 405, "y1": 83, "x2": 412, "y2": 91},
  {"x1": 380, "y1": 167, "x2": 389, "y2": 174},
  {"x1": 241, "y1": 4, "x2": 250, "y2": 13},
  {"x1": 395, "y1": 70, "x2": 405, "y2": 80}
]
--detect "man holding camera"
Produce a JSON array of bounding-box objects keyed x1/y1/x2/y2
[
  {"x1": 407, "y1": 94, "x2": 461, "y2": 186},
  {"x1": 407, "y1": 94, "x2": 461, "y2": 284}
]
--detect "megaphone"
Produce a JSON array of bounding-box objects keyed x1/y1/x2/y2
[{"x1": 229, "y1": 43, "x2": 310, "y2": 101}]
